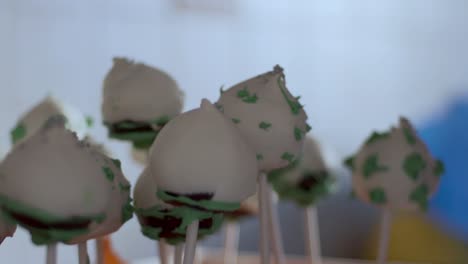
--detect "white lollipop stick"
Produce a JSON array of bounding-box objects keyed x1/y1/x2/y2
[
  {"x1": 258, "y1": 173, "x2": 270, "y2": 264},
  {"x1": 266, "y1": 184, "x2": 286, "y2": 264},
  {"x1": 223, "y1": 221, "x2": 240, "y2": 264},
  {"x1": 46, "y1": 243, "x2": 57, "y2": 264},
  {"x1": 159, "y1": 240, "x2": 169, "y2": 264},
  {"x1": 174, "y1": 243, "x2": 184, "y2": 264},
  {"x1": 78, "y1": 242, "x2": 88, "y2": 264},
  {"x1": 183, "y1": 221, "x2": 199, "y2": 264},
  {"x1": 377, "y1": 209, "x2": 392, "y2": 264},
  {"x1": 95, "y1": 238, "x2": 104, "y2": 264},
  {"x1": 304, "y1": 207, "x2": 322, "y2": 264}
]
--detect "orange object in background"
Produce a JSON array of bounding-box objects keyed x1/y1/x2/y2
[{"x1": 102, "y1": 236, "x2": 127, "y2": 264}]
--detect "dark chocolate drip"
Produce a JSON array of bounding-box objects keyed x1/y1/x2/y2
[
  {"x1": 199, "y1": 218, "x2": 213, "y2": 229},
  {"x1": 165, "y1": 192, "x2": 214, "y2": 201},
  {"x1": 143, "y1": 215, "x2": 182, "y2": 232},
  {"x1": 111, "y1": 121, "x2": 154, "y2": 134},
  {"x1": 298, "y1": 171, "x2": 328, "y2": 191},
  {"x1": 6, "y1": 209, "x2": 91, "y2": 230}
]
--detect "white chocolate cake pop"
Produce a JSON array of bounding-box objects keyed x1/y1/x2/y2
[
  {"x1": 0, "y1": 117, "x2": 120, "y2": 245},
  {"x1": 10, "y1": 96, "x2": 91, "y2": 145},
  {"x1": 268, "y1": 136, "x2": 335, "y2": 206},
  {"x1": 0, "y1": 150, "x2": 16, "y2": 244},
  {"x1": 134, "y1": 169, "x2": 223, "y2": 245},
  {"x1": 344, "y1": 117, "x2": 444, "y2": 211},
  {"x1": 216, "y1": 65, "x2": 309, "y2": 171},
  {"x1": 102, "y1": 57, "x2": 185, "y2": 149},
  {"x1": 149, "y1": 99, "x2": 258, "y2": 210}
]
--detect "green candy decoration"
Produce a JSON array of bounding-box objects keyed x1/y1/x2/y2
[
  {"x1": 344, "y1": 156, "x2": 355, "y2": 171},
  {"x1": 403, "y1": 153, "x2": 426, "y2": 181},
  {"x1": 365, "y1": 131, "x2": 390, "y2": 145},
  {"x1": 214, "y1": 103, "x2": 224, "y2": 113},
  {"x1": 369, "y1": 188, "x2": 387, "y2": 204},
  {"x1": 121, "y1": 197, "x2": 134, "y2": 223},
  {"x1": 11, "y1": 123, "x2": 27, "y2": 144},
  {"x1": 363, "y1": 154, "x2": 388, "y2": 178},
  {"x1": 236, "y1": 86, "x2": 258, "y2": 103},
  {"x1": 403, "y1": 127, "x2": 417, "y2": 145},
  {"x1": 85, "y1": 116, "x2": 94, "y2": 128},
  {"x1": 409, "y1": 184, "x2": 429, "y2": 211},
  {"x1": 281, "y1": 152, "x2": 295, "y2": 164},
  {"x1": 294, "y1": 127, "x2": 304, "y2": 141},
  {"x1": 256, "y1": 154, "x2": 264, "y2": 161},
  {"x1": 259, "y1": 122, "x2": 272, "y2": 131},
  {"x1": 157, "y1": 191, "x2": 240, "y2": 212},
  {"x1": 102, "y1": 167, "x2": 115, "y2": 182},
  {"x1": 111, "y1": 158, "x2": 122, "y2": 169},
  {"x1": 231, "y1": 118, "x2": 240, "y2": 124},
  {"x1": 434, "y1": 159, "x2": 445, "y2": 177},
  {"x1": 277, "y1": 76, "x2": 303, "y2": 115}
]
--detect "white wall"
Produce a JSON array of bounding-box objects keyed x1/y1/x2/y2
[{"x1": 1, "y1": 0, "x2": 468, "y2": 262}]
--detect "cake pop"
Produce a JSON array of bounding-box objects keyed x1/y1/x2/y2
[
  {"x1": 102, "y1": 57, "x2": 184, "y2": 150},
  {"x1": 148, "y1": 99, "x2": 258, "y2": 264},
  {"x1": 10, "y1": 96, "x2": 91, "y2": 146}
]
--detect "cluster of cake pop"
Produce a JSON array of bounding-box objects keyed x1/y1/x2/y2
[{"x1": 0, "y1": 55, "x2": 448, "y2": 264}]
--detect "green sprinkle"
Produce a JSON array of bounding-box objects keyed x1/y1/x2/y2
[
  {"x1": 219, "y1": 85, "x2": 225, "y2": 94},
  {"x1": 85, "y1": 116, "x2": 94, "y2": 128},
  {"x1": 259, "y1": 122, "x2": 272, "y2": 131},
  {"x1": 256, "y1": 154, "x2": 264, "y2": 161},
  {"x1": 231, "y1": 118, "x2": 240, "y2": 124},
  {"x1": 111, "y1": 159, "x2": 121, "y2": 169},
  {"x1": 281, "y1": 152, "x2": 295, "y2": 164},
  {"x1": 363, "y1": 154, "x2": 388, "y2": 178},
  {"x1": 236, "y1": 86, "x2": 258, "y2": 103},
  {"x1": 403, "y1": 127, "x2": 417, "y2": 145},
  {"x1": 119, "y1": 183, "x2": 131, "y2": 192},
  {"x1": 305, "y1": 123, "x2": 312, "y2": 132},
  {"x1": 214, "y1": 103, "x2": 224, "y2": 113},
  {"x1": 102, "y1": 167, "x2": 115, "y2": 182},
  {"x1": 121, "y1": 198, "x2": 134, "y2": 223},
  {"x1": 410, "y1": 184, "x2": 429, "y2": 211},
  {"x1": 277, "y1": 76, "x2": 302, "y2": 115},
  {"x1": 403, "y1": 153, "x2": 426, "y2": 181},
  {"x1": 294, "y1": 127, "x2": 304, "y2": 141},
  {"x1": 344, "y1": 156, "x2": 355, "y2": 171},
  {"x1": 11, "y1": 123, "x2": 27, "y2": 144},
  {"x1": 365, "y1": 131, "x2": 390, "y2": 145},
  {"x1": 434, "y1": 159, "x2": 445, "y2": 177},
  {"x1": 369, "y1": 188, "x2": 387, "y2": 204}
]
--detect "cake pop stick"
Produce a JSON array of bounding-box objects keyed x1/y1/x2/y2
[
  {"x1": 258, "y1": 173, "x2": 270, "y2": 264},
  {"x1": 304, "y1": 207, "x2": 321, "y2": 264},
  {"x1": 223, "y1": 221, "x2": 240, "y2": 264},
  {"x1": 344, "y1": 117, "x2": 445, "y2": 264},
  {"x1": 175, "y1": 244, "x2": 184, "y2": 264},
  {"x1": 266, "y1": 185, "x2": 286, "y2": 264},
  {"x1": 95, "y1": 238, "x2": 104, "y2": 264},
  {"x1": 216, "y1": 66, "x2": 309, "y2": 264},
  {"x1": 158, "y1": 240, "x2": 169, "y2": 264},
  {"x1": 46, "y1": 243, "x2": 57, "y2": 264},
  {"x1": 377, "y1": 209, "x2": 392, "y2": 264},
  {"x1": 183, "y1": 221, "x2": 199, "y2": 264},
  {"x1": 78, "y1": 242, "x2": 88, "y2": 264}
]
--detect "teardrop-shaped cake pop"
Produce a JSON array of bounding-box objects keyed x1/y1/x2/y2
[
  {"x1": 216, "y1": 65, "x2": 309, "y2": 172},
  {"x1": 344, "y1": 117, "x2": 444, "y2": 211},
  {"x1": 102, "y1": 57, "x2": 185, "y2": 149}
]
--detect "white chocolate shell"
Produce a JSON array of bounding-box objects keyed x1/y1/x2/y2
[
  {"x1": 102, "y1": 57, "x2": 184, "y2": 123},
  {"x1": 149, "y1": 99, "x2": 258, "y2": 203},
  {"x1": 217, "y1": 65, "x2": 309, "y2": 172}
]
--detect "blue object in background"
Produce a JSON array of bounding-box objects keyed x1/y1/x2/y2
[{"x1": 418, "y1": 94, "x2": 468, "y2": 241}]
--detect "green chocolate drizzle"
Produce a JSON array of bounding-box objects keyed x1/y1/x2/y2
[
  {"x1": 231, "y1": 118, "x2": 240, "y2": 124},
  {"x1": 119, "y1": 183, "x2": 131, "y2": 192},
  {"x1": 11, "y1": 123, "x2": 27, "y2": 144},
  {"x1": 219, "y1": 85, "x2": 225, "y2": 94},
  {"x1": 365, "y1": 131, "x2": 390, "y2": 145},
  {"x1": 294, "y1": 127, "x2": 304, "y2": 141},
  {"x1": 85, "y1": 116, "x2": 94, "y2": 128},
  {"x1": 214, "y1": 103, "x2": 224, "y2": 113},
  {"x1": 344, "y1": 156, "x2": 355, "y2": 171},
  {"x1": 111, "y1": 159, "x2": 122, "y2": 169},
  {"x1": 434, "y1": 159, "x2": 445, "y2": 177},
  {"x1": 306, "y1": 123, "x2": 312, "y2": 132},
  {"x1": 121, "y1": 197, "x2": 134, "y2": 223},
  {"x1": 236, "y1": 86, "x2": 258, "y2": 103},
  {"x1": 363, "y1": 154, "x2": 388, "y2": 178},
  {"x1": 281, "y1": 152, "x2": 295, "y2": 164},
  {"x1": 102, "y1": 167, "x2": 115, "y2": 182},
  {"x1": 152, "y1": 116, "x2": 170, "y2": 127},
  {"x1": 403, "y1": 153, "x2": 426, "y2": 181},
  {"x1": 259, "y1": 122, "x2": 272, "y2": 131},
  {"x1": 256, "y1": 154, "x2": 264, "y2": 161},
  {"x1": 403, "y1": 127, "x2": 417, "y2": 145},
  {"x1": 369, "y1": 188, "x2": 387, "y2": 204},
  {"x1": 157, "y1": 191, "x2": 240, "y2": 212},
  {"x1": 277, "y1": 76, "x2": 303, "y2": 115},
  {"x1": 410, "y1": 184, "x2": 429, "y2": 211}
]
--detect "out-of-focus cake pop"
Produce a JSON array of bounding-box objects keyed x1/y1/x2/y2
[
  {"x1": 345, "y1": 117, "x2": 444, "y2": 211},
  {"x1": 0, "y1": 148, "x2": 16, "y2": 244},
  {"x1": 10, "y1": 96, "x2": 91, "y2": 146},
  {"x1": 102, "y1": 57, "x2": 184, "y2": 150}
]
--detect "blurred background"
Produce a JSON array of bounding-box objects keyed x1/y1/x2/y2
[{"x1": 1, "y1": 0, "x2": 468, "y2": 263}]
